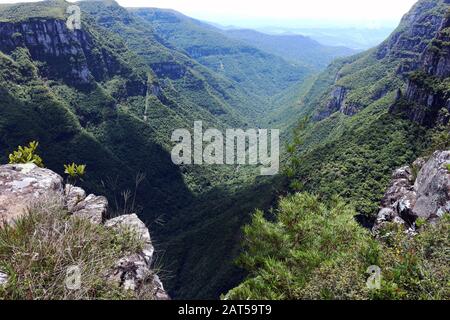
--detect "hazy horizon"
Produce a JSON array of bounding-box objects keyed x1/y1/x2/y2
[{"x1": 0, "y1": 0, "x2": 418, "y2": 29}]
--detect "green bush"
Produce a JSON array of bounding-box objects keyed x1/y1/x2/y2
[
  {"x1": 8, "y1": 141, "x2": 44, "y2": 168},
  {"x1": 225, "y1": 193, "x2": 377, "y2": 300},
  {"x1": 64, "y1": 162, "x2": 87, "y2": 184},
  {"x1": 226, "y1": 193, "x2": 449, "y2": 300}
]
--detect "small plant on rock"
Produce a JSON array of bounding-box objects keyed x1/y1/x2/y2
[
  {"x1": 8, "y1": 141, "x2": 44, "y2": 168},
  {"x1": 64, "y1": 163, "x2": 86, "y2": 185}
]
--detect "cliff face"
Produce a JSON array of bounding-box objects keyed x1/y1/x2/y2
[
  {"x1": 0, "y1": 18, "x2": 146, "y2": 94},
  {"x1": 314, "y1": 0, "x2": 450, "y2": 121},
  {"x1": 0, "y1": 163, "x2": 169, "y2": 300},
  {"x1": 392, "y1": 11, "x2": 450, "y2": 126}
]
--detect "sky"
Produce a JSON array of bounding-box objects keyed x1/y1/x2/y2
[
  {"x1": 118, "y1": 0, "x2": 418, "y2": 27},
  {"x1": 0, "y1": 0, "x2": 419, "y2": 28}
]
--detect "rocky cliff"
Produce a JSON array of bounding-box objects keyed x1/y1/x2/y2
[
  {"x1": 0, "y1": 163, "x2": 169, "y2": 300},
  {"x1": 391, "y1": 10, "x2": 450, "y2": 126},
  {"x1": 314, "y1": 0, "x2": 450, "y2": 121},
  {"x1": 373, "y1": 150, "x2": 450, "y2": 235},
  {"x1": 0, "y1": 12, "x2": 146, "y2": 95}
]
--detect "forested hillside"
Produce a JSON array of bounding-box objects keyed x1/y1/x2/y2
[
  {"x1": 0, "y1": 0, "x2": 448, "y2": 301},
  {"x1": 224, "y1": 29, "x2": 357, "y2": 70},
  {"x1": 0, "y1": 0, "x2": 353, "y2": 299},
  {"x1": 228, "y1": 0, "x2": 450, "y2": 299}
]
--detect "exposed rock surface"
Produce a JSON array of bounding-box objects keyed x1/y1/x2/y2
[
  {"x1": 373, "y1": 150, "x2": 450, "y2": 235},
  {"x1": 106, "y1": 214, "x2": 169, "y2": 300},
  {"x1": 70, "y1": 192, "x2": 108, "y2": 224},
  {"x1": 315, "y1": 0, "x2": 449, "y2": 121},
  {"x1": 392, "y1": 8, "x2": 450, "y2": 126},
  {"x1": 0, "y1": 18, "x2": 146, "y2": 94},
  {"x1": 0, "y1": 163, "x2": 168, "y2": 299},
  {"x1": 0, "y1": 163, "x2": 63, "y2": 226}
]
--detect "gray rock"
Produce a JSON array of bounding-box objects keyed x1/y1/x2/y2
[
  {"x1": 412, "y1": 150, "x2": 450, "y2": 220},
  {"x1": 0, "y1": 163, "x2": 63, "y2": 225},
  {"x1": 65, "y1": 184, "x2": 86, "y2": 213},
  {"x1": 373, "y1": 150, "x2": 450, "y2": 235},
  {"x1": 105, "y1": 214, "x2": 154, "y2": 265},
  {"x1": 0, "y1": 163, "x2": 168, "y2": 299},
  {"x1": 71, "y1": 194, "x2": 107, "y2": 225},
  {"x1": 392, "y1": 166, "x2": 412, "y2": 180},
  {"x1": 105, "y1": 214, "x2": 169, "y2": 300},
  {"x1": 381, "y1": 178, "x2": 413, "y2": 207},
  {"x1": 413, "y1": 157, "x2": 427, "y2": 170}
]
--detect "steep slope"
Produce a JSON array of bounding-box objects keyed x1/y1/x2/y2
[
  {"x1": 283, "y1": 0, "x2": 450, "y2": 217},
  {"x1": 78, "y1": 1, "x2": 268, "y2": 124},
  {"x1": 0, "y1": 0, "x2": 196, "y2": 220},
  {"x1": 227, "y1": 152, "x2": 449, "y2": 300},
  {"x1": 129, "y1": 7, "x2": 311, "y2": 104},
  {"x1": 391, "y1": 9, "x2": 450, "y2": 126},
  {"x1": 224, "y1": 29, "x2": 357, "y2": 70},
  {"x1": 0, "y1": 0, "x2": 287, "y2": 300},
  {"x1": 227, "y1": 0, "x2": 450, "y2": 300},
  {"x1": 0, "y1": 163, "x2": 169, "y2": 300}
]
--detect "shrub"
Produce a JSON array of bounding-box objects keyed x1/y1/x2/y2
[
  {"x1": 8, "y1": 141, "x2": 44, "y2": 168},
  {"x1": 64, "y1": 163, "x2": 87, "y2": 185},
  {"x1": 225, "y1": 193, "x2": 377, "y2": 300},
  {"x1": 226, "y1": 193, "x2": 450, "y2": 300}
]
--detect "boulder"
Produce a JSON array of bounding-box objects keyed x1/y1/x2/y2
[
  {"x1": 105, "y1": 214, "x2": 169, "y2": 300},
  {"x1": 373, "y1": 150, "x2": 450, "y2": 235},
  {"x1": 0, "y1": 164, "x2": 168, "y2": 299},
  {"x1": 65, "y1": 184, "x2": 86, "y2": 212},
  {"x1": 413, "y1": 150, "x2": 450, "y2": 220},
  {"x1": 0, "y1": 163, "x2": 63, "y2": 225},
  {"x1": 70, "y1": 193, "x2": 107, "y2": 225}
]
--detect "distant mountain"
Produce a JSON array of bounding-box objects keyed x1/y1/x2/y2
[
  {"x1": 227, "y1": 0, "x2": 450, "y2": 300},
  {"x1": 255, "y1": 26, "x2": 396, "y2": 50},
  {"x1": 224, "y1": 28, "x2": 357, "y2": 70},
  {"x1": 129, "y1": 8, "x2": 312, "y2": 99}
]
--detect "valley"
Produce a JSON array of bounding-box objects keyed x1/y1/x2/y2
[{"x1": 0, "y1": 0, "x2": 448, "y2": 301}]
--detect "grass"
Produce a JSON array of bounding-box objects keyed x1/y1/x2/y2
[{"x1": 0, "y1": 196, "x2": 157, "y2": 300}]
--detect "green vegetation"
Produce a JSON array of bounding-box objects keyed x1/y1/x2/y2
[
  {"x1": 1, "y1": 0, "x2": 449, "y2": 301},
  {"x1": 224, "y1": 29, "x2": 357, "y2": 70},
  {"x1": 0, "y1": 0, "x2": 66, "y2": 22},
  {"x1": 64, "y1": 163, "x2": 87, "y2": 184},
  {"x1": 0, "y1": 197, "x2": 153, "y2": 300},
  {"x1": 0, "y1": 0, "x2": 294, "y2": 299},
  {"x1": 226, "y1": 193, "x2": 449, "y2": 300},
  {"x1": 8, "y1": 141, "x2": 44, "y2": 168},
  {"x1": 227, "y1": 0, "x2": 450, "y2": 301}
]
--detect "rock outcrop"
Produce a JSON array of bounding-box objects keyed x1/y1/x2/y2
[
  {"x1": 105, "y1": 214, "x2": 169, "y2": 300},
  {"x1": 315, "y1": 0, "x2": 449, "y2": 121},
  {"x1": 0, "y1": 163, "x2": 168, "y2": 299},
  {"x1": 0, "y1": 163, "x2": 63, "y2": 226},
  {"x1": 0, "y1": 271, "x2": 8, "y2": 287},
  {"x1": 0, "y1": 16, "x2": 146, "y2": 94},
  {"x1": 373, "y1": 150, "x2": 450, "y2": 235},
  {"x1": 391, "y1": 8, "x2": 450, "y2": 126}
]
